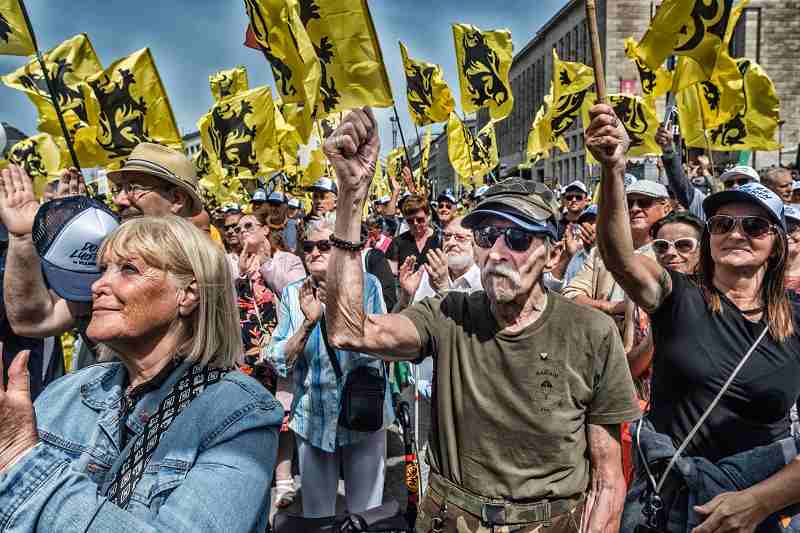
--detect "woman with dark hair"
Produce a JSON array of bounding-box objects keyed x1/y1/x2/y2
[
  {"x1": 588, "y1": 103, "x2": 800, "y2": 532},
  {"x1": 650, "y1": 211, "x2": 704, "y2": 275}
]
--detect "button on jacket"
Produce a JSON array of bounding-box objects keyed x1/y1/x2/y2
[{"x1": 0, "y1": 360, "x2": 282, "y2": 532}]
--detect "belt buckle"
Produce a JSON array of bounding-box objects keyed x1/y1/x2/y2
[{"x1": 481, "y1": 502, "x2": 506, "y2": 526}]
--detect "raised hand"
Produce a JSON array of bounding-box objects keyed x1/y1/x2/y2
[
  {"x1": 299, "y1": 277, "x2": 323, "y2": 325},
  {"x1": 0, "y1": 165, "x2": 40, "y2": 237},
  {"x1": 578, "y1": 222, "x2": 596, "y2": 249},
  {"x1": 426, "y1": 248, "x2": 450, "y2": 293},
  {"x1": 655, "y1": 125, "x2": 673, "y2": 151},
  {"x1": 585, "y1": 104, "x2": 630, "y2": 171},
  {"x1": 398, "y1": 256, "x2": 423, "y2": 299},
  {"x1": 0, "y1": 346, "x2": 38, "y2": 472},
  {"x1": 401, "y1": 165, "x2": 416, "y2": 194},
  {"x1": 55, "y1": 167, "x2": 87, "y2": 199},
  {"x1": 322, "y1": 107, "x2": 380, "y2": 202},
  {"x1": 563, "y1": 224, "x2": 582, "y2": 258}
]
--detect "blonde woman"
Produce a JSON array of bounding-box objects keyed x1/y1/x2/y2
[{"x1": 0, "y1": 216, "x2": 281, "y2": 532}]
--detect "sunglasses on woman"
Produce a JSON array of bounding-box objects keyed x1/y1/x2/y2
[
  {"x1": 238, "y1": 221, "x2": 263, "y2": 234},
  {"x1": 473, "y1": 226, "x2": 537, "y2": 252},
  {"x1": 302, "y1": 239, "x2": 332, "y2": 254},
  {"x1": 652, "y1": 238, "x2": 699, "y2": 255},
  {"x1": 707, "y1": 214, "x2": 775, "y2": 239}
]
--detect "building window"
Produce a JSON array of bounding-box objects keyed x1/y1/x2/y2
[{"x1": 565, "y1": 33, "x2": 571, "y2": 61}]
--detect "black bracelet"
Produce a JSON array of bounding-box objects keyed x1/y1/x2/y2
[{"x1": 330, "y1": 234, "x2": 366, "y2": 252}]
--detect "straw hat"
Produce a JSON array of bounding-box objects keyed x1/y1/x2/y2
[{"x1": 106, "y1": 142, "x2": 202, "y2": 215}]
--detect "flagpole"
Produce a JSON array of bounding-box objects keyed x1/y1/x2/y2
[
  {"x1": 694, "y1": 84, "x2": 717, "y2": 176},
  {"x1": 584, "y1": 0, "x2": 606, "y2": 102},
  {"x1": 391, "y1": 104, "x2": 413, "y2": 181},
  {"x1": 16, "y1": 0, "x2": 82, "y2": 172},
  {"x1": 458, "y1": 113, "x2": 478, "y2": 194}
]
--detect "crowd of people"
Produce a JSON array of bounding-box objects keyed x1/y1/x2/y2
[{"x1": 0, "y1": 103, "x2": 799, "y2": 533}]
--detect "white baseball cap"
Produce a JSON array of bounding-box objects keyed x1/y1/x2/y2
[
  {"x1": 563, "y1": 180, "x2": 588, "y2": 195},
  {"x1": 32, "y1": 197, "x2": 120, "y2": 302},
  {"x1": 626, "y1": 180, "x2": 669, "y2": 199},
  {"x1": 720, "y1": 165, "x2": 760, "y2": 184}
]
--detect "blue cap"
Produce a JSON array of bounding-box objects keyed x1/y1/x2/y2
[
  {"x1": 703, "y1": 182, "x2": 786, "y2": 232},
  {"x1": 251, "y1": 189, "x2": 268, "y2": 203},
  {"x1": 375, "y1": 195, "x2": 390, "y2": 205},
  {"x1": 287, "y1": 198, "x2": 301, "y2": 209},
  {"x1": 309, "y1": 177, "x2": 338, "y2": 195},
  {"x1": 266, "y1": 191, "x2": 287, "y2": 204},
  {"x1": 784, "y1": 205, "x2": 800, "y2": 222},
  {"x1": 577, "y1": 205, "x2": 598, "y2": 222},
  {"x1": 437, "y1": 189, "x2": 457, "y2": 204}
]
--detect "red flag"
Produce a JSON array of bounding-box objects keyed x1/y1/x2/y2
[{"x1": 244, "y1": 24, "x2": 260, "y2": 50}]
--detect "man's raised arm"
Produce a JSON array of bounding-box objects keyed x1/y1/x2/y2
[{"x1": 323, "y1": 109, "x2": 423, "y2": 361}]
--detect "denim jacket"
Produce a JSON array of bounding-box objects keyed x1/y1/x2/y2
[
  {"x1": 265, "y1": 274, "x2": 395, "y2": 452},
  {"x1": 0, "y1": 360, "x2": 282, "y2": 532}
]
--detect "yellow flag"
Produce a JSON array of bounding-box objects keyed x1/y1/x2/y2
[
  {"x1": 385, "y1": 146, "x2": 405, "y2": 182},
  {"x1": 452, "y1": 23, "x2": 514, "y2": 121},
  {"x1": 583, "y1": 94, "x2": 661, "y2": 164},
  {"x1": 274, "y1": 100, "x2": 301, "y2": 174},
  {"x1": 447, "y1": 114, "x2": 497, "y2": 185},
  {"x1": 0, "y1": 0, "x2": 35, "y2": 56},
  {"x1": 526, "y1": 50, "x2": 595, "y2": 161},
  {"x1": 678, "y1": 58, "x2": 781, "y2": 151},
  {"x1": 624, "y1": 37, "x2": 672, "y2": 99},
  {"x1": 7, "y1": 133, "x2": 60, "y2": 197},
  {"x1": 419, "y1": 126, "x2": 432, "y2": 177},
  {"x1": 280, "y1": 102, "x2": 313, "y2": 145},
  {"x1": 3, "y1": 34, "x2": 102, "y2": 140},
  {"x1": 300, "y1": 0, "x2": 393, "y2": 115},
  {"x1": 399, "y1": 41, "x2": 454, "y2": 126},
  {"x1": 198, "y1": 86, "x2": 280, "y2": 180},
  {"x1": 82, "y1": 48, "x2": 182, "y2": 167},
  {"x1": 369, "y1": 158, "x2": 389, "y2": 199},
  {"x1": 210, "y1": 66, "x2": 249, "y2": 102}
]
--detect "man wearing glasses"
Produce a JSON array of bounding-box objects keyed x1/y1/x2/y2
[
  {"x1": 385, "y1": 194, "x2": 442, "y2": 271},
  {"x1": 0, "y1": 142, "x2": 203, "y2": 345},
  {"x1": 558, "y1": 180, "x2": 589, "y2": 240},
  {"x1": 322, "y1": 108, "x2": 639, "y2": 533}
]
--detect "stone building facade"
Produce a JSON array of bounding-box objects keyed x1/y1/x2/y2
[{"x1": 477, "y1": 0, "x2": 800, "y2": 187}]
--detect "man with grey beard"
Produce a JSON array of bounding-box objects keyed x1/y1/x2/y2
[{"x1": 322, "y1": 108, "x2": 640, "y2": 533}]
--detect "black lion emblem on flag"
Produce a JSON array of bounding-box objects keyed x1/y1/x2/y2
[
  {"x1": 550, "y1": 90, "x2": 589, "y2": 138},
  {"x1": 676, "y1": 0, "x2": 731, "y2": 54},
  {"x1": 214, "y1": 72, "x2": 236, "y2": 100},
  {"x1": 209, "y1": 100, "x2": 258, "y2": 173},
  {"x1": 405, "y1": 62, "x2": 436, "y2": 121},
  {"x1": 21, "y1": 59, "x2": 89, "y2": 126},
  {"x1": 471, "y1": 128, "x2": 493, "y2": 167},
  {"x1": 90, "y1": 68, "x2": 150, "y2": 158},
  {"x1": 315, "y1": 36, "x2": 341, "y2": 113},
  {"x1": 9, "y1": 140, "x2": 47, "y2": 178},
  {"x1": 634, "y1": 57, "x2": 658, "y2": 96},
  {"x1": 244, "y1": 0, "x2": 297, "y2": 98},
  {"x1": 0, "y1": 13, "x2": 12, "y2": 44},
  {"x1": 461, "y1": 29, "x2": 509, "y2": 108},
  {"x1": 700, "y1": 81, "x2": 721, "y2": 111},
  {"x1": 610, "y1": 96, "x2": 648, "y2": 149}
]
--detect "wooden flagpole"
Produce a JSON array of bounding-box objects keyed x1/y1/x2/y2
[
  {"x1": 17, "y1": 0, "x2": 82, "y2": 172},
  {"x1": 585, "y1": 0, "x2": 607, "y2": 103}
]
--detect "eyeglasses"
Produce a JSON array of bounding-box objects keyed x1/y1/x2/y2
[
  {"x1": 724, "y1": 178, "x2": 754, "y2": 189},
  {"x1": 442, "y1": 231, "x2": 471, "y2": 243},
  {"x1": 707, "y1": 214, "x2": 775, "y2": 239},
  {"x1": 223, "y1": 224, "x2": 240, "y2": 234},
  {"x1": 652, "y1": 237, "x2": 700, "y2": 255},
  {"x1": 473, "y1": 226, "x2": 537, "y2": 252},
  {"x1": 564, "y1": 194, "x2": 586, "y2": 202},
  {"x1": 237, "y1": 221, "x2": 263, "y2": 234},
  {"x1": 302, "y1": 239, "x2": 332, "y2": 254},
  {"x1": 405, "y1": 215, "x2": 427, "y2": 225},
  {"x1": 627, "y1": 197, "x2": 661, "y2": 210},
  {"x1": 110, "y1": 182, "x2": 162, "y2": 198}
]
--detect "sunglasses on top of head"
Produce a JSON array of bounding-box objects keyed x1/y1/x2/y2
[
  {"x1": 707, "y1": 214, "x2": 776, "y2": 239},
  {"x1": 302, "y1": 239, "x2": 332, "y2": 254},
  {"x1": 473, "y1": 226, "x2": 539, "y2": 252}
]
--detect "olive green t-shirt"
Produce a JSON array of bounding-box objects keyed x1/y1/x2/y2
[{"x1": 402, "y1": 290, "x2": 641, "y2": 500}]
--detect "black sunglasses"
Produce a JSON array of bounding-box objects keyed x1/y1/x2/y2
[
  {"x1": 707, "y1": 214, "x2": 775, "y2": 239},
  {"x1": 473, "y1": 226, "x2": 537, "y2": 252},
  {"x1": 724, "y1": 178, "x2": 754, "y2": 189},
  {"x1": 302, "y1": 239, "x2": 332, "y2": 254},
  {"x1": 627, "y1": 197, "x2": 660, "y2": 210}
]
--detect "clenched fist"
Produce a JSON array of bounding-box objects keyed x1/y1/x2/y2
[{"x1": 322, "y1": 107, "x2": 380, "y2": 203}]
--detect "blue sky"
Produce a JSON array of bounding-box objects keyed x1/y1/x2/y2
[{"x1": 0, "y1": 0, "x2": 567, "y2": 157}]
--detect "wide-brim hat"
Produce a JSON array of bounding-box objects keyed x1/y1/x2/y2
[
  {"x1": 462, "y1": 178, "x2": 558, "y2": 240},
  {"x1": 106, "y1": 142, "x2": 203, "y2": 215},
  {"x1": 703, "y1": 182, "x2": 786, "y2": 232}
]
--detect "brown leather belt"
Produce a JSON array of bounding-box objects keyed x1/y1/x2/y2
[{"x1": 428, "y1": 472, "x2": 583, "y2": 526}]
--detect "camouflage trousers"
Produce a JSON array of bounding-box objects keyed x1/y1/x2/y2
[{"x1": 415, "y1": 482, "x2": 584, "y2": 533}]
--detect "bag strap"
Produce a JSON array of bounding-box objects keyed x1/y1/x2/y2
[
  {"x1": 639, "y1": 324, "x2": 769, "y2": 494},
  {"x1": 319, "y1": 313, "x2": 344, "y2": 380}
]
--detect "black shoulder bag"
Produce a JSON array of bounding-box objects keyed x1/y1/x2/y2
[{"x1": 320, "y1": 314, "x2": 385, "y2": 432}]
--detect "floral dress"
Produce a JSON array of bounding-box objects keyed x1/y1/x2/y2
[{"x1": 236, "y1": 270, "x2": 279, "y2": 391}]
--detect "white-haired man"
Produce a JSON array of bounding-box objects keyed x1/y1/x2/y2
[{"x1": 320, "y1": 108, "x2": 640, "y2": 533}]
